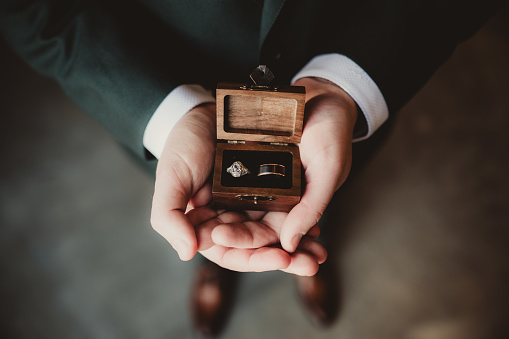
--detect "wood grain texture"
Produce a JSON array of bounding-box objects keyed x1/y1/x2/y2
[
  {"x1": 224, "y1": 95, "x2": 296, "y2": 136},
  {"x1": 216, "y1": 83, "x2": 305, "y2": 144},
  {"x1": 212, "y1": 82, "x2": 305, "y2": 211}
]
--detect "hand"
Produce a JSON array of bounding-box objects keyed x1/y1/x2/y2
[
  {"x1": 215, "y1": 78, "x2": 358, "y2": 253},
  {"x1": 150, "y1": 103, "x2": 216, "y2": 261},
  {"x1": 150, "y1": 103, "x2": 327, "y2": 275},
  {"x1": 280, "y1": 77, "x2": 358, "y2": 252}
]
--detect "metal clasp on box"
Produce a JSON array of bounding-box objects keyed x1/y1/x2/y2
[
  {"x1": 240, "y1": 84, "x2": 279, "y2": 92},
  {"x1": 235, "y1": 194, "x2": 277, "y2": 204}
]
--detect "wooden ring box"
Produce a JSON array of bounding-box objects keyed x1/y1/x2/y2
[{"x1": 212, "y1": 82, "x2": 306, "y2": 212}]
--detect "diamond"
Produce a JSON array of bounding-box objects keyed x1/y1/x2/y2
[{"x1": 226, "y1": 161, "x2": 250, "y2": 178}]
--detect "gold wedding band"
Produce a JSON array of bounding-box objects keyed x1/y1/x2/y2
[{"x1": 257, "y1": 164, "x2": 285, "y2": 177}]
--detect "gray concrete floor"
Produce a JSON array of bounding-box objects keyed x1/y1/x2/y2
[{"x1": 1, "y1": 8, "x2": 509, "y2": 339}]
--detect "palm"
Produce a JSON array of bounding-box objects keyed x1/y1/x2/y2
[
  {"x1": 193, "y1": 207, "x2": 325, "y2": 275},
  {"x1": 151, "y1": 77, "x2": 357, "y2": 275},
  {"x1": 151, "y1": 103, "x2": 326, "y2": 276},
  {"x1": 202, "y1": 83, "x2": 356, "y2": 267}
]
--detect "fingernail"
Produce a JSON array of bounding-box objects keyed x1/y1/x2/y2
[{"x1": 173, "y1": 238, "x2": 189, "y2": 260}]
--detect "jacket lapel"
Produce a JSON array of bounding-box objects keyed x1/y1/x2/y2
[{"x1": 259, "y1": 0, "x2": 286, "y2": 49}]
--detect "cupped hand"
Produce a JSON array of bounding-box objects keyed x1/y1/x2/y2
[
  {"x1": 280, "y1": 77, "x2": 358, "y2": 252},
  {"x1": 150, "y1": 103, "x2": 217, "y2": 261},
  {"x1": 213, "y1": 77, "x2": 358, "y2": 254},
  {"x1": 149, "y1": 102, "x2": 326, "y2": 276}
]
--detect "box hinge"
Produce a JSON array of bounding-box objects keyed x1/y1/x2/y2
[
  {"x1": 227, "y1": 140, "x2": 246, "y2": 145},
  {"x1": 270, "y1": 142, "x2": 288, "y2": 147}
]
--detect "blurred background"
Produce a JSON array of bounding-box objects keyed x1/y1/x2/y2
[{"x1": 1, "y1": 5, "x2": 508, "y2": 339}]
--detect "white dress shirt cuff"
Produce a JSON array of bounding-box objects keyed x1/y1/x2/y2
[
  {"x1": 291, "y1": 53, "x2": 389, "y2": 141},
  {"x1": 143, "y1": 84, "x2": 215, "y2": 159}
]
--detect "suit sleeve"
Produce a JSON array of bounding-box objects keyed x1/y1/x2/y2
[
  {"x1": 262, "y1": 0, "x2": 507, "y2": 116},
  {"x1": 310, "y1": 0, "x2": 508, "y2": 114},
  {"x1": 0, "y1": 0, "x2": 212, "y2": 160}
]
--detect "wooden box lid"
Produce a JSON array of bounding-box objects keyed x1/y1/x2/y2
[{"x1": 216, "y1": 82, "x2": 305, "y2": 144}]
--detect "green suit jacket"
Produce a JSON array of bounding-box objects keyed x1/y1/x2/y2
[{"x1": 0, "y1": 0, "x2": 505, "y2": 161}]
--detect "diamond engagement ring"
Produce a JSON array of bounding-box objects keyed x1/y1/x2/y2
[{"x1": 226, "y1": 161, "x2": 250, "y2": 178}]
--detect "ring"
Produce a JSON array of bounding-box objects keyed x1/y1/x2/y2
[
  {"x1": 257, "y1": 163, "x2": 285, "y2": 177},
  {"x1": 226, "y1": 161, "x2": 250, "y2": 177}
]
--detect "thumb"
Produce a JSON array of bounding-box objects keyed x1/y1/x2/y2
[
  {"x1": 151, "y1": 160, "x2": 198, "y2": 261},
  {"x1": 150, "y1": 105, "x2": 216, "y2": 260},
  {"x1": 280, "y1": 166, "x2": 338, "y2": 253}
]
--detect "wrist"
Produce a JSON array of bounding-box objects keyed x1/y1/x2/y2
[
  {"x1": 294, "y1": 77, "x2": 358, "y2": 134},
  {"x1": 292, "y1": 54, "x2": 389, "y2": 141}
]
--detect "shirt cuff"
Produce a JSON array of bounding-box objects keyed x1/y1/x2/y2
[
  {"x1": 291, "y1": 53, "x2": 389, "y2": 141},
  {"x1": 142, "y1": 84, "x2": 215, "y2": 159}
]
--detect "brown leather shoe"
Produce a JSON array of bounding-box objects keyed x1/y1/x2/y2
[
  {"x1": 191, "y1": 261, "x2": 238, "y2": 338},
  {"x1": 295, "y1": 261, "x2": 340, "y2": 327}
]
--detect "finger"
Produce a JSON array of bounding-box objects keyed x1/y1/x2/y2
[
  {"x1": 151, "y1": 157, "x2": 199, "y2": 260},
  {"x1": 258, "y1": 211, "x2": 290, "y2": 235},
  {"x1": 211, "y1": 221, "x2": 278, "y2": 248},
  {"x1": 280, "y1": 250, "x2": 320, "y2": 276},
  {"x1": 151, "y1": 207, "x2": 197, "y2": 261},
  {"x1": 262, "y1": 214, "x2": 320, "y2": 240},
  {"x1": 210, "y1": 211, "x2": 288, "y2": 248},
  {"x1": 297, "y1": 236, "x2": 327, "y2": 264},
  {"x1": 186, "y1": 206, "x2": 219, "y2": 226},
  {"x1": 280, "y1": 139, "x2": 342, "y2": 252},
  {"x1": 280, "y1": 174, "x2": 337, "y2": 253},
  {"x1": 210, "y1": 212, "x2": 319, "y2": 249},
  {"x1": 200, "y1": 246, "x2": 291, "y2": 272},
  {"x1": 193, "y1": 211, "x2": 248, "y2": 251},
  {"x1": 256, "y1": 207, "x2": 320, "y2": 239},
  {"x1": 279, "y1": 89, "x2": 355, "y2": 253},
  {"x1": 187, "y1": 205, "x2": 220, "y2": 250},
  {"x1": 279, "y1": 237, "x2": 327, "y2": 276},
  {"x1": 151, "y1": 107, "x2": 216, "y2": 261}
]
